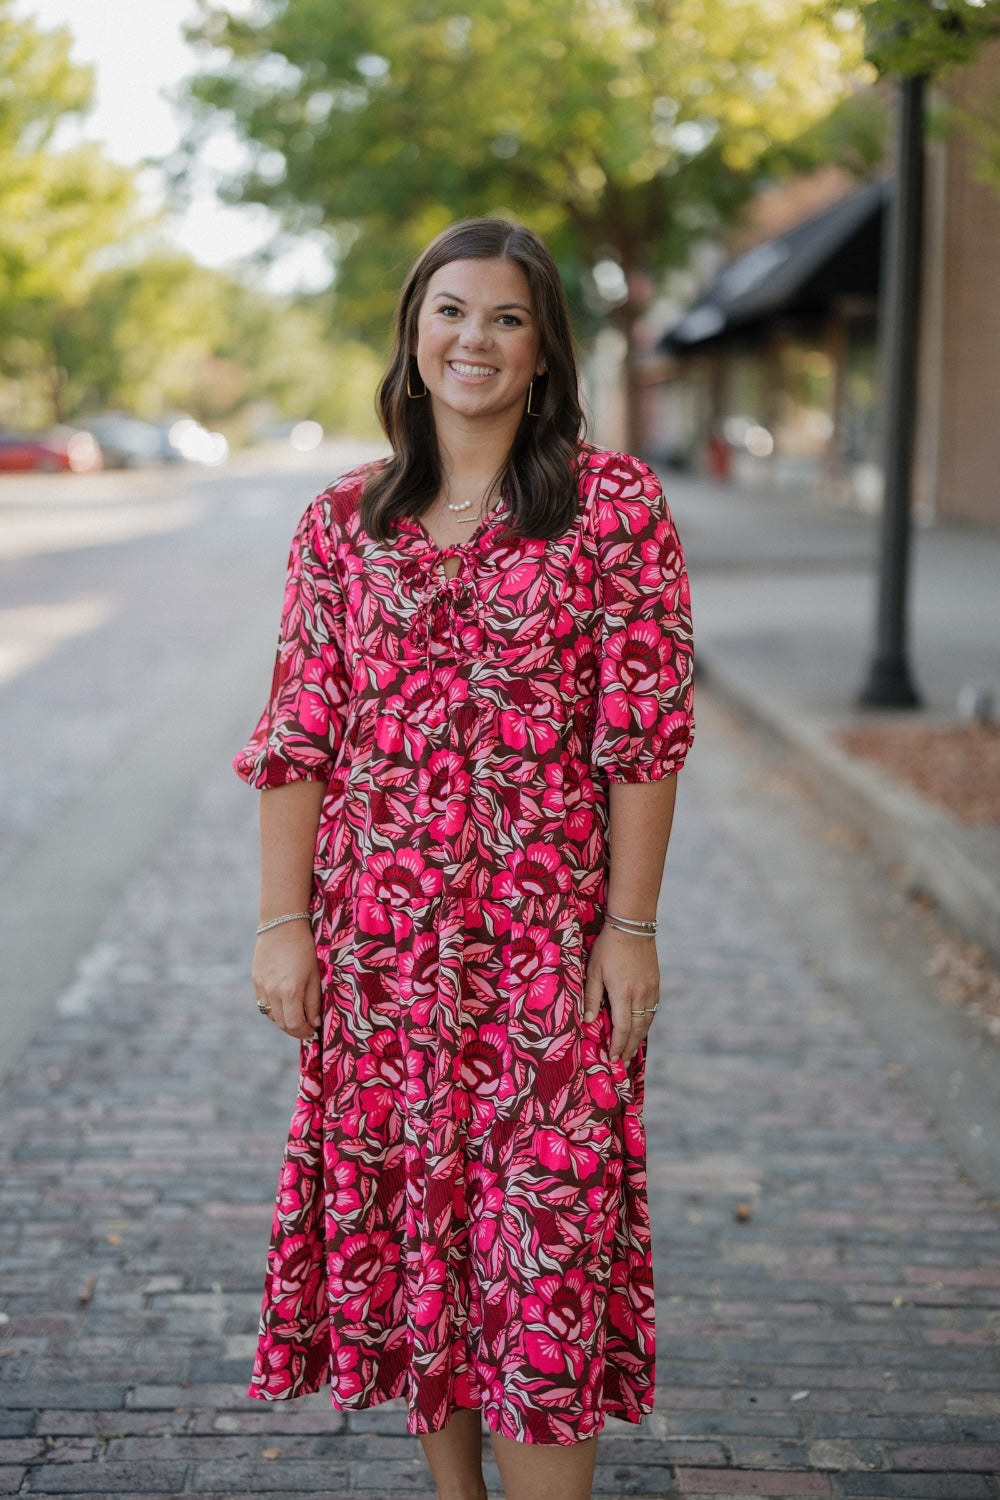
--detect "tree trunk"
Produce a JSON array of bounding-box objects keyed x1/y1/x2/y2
[
  {"x1": 47, "y1": 363, "x2": 67, "y2": 427},
  {"x1": 615, "y1": 300, "x2": 645, "y2": 458},
  {"x1": 622, "y1": 345, "x2": 642, "y2": 455}
]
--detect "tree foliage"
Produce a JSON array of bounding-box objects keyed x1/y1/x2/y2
[
  {"x1": 0, "y1": 2, "x2": 139, "y2": 421},
  {"x1": 183, "y1": 0, "x2": 869, "y2": 347},
  {"x1": 765, "y1": 84, "x2": 890, "y2": 179},
  {"x1": 843, "y1": 0, "x2": 1000, "y2": 79},
  {"x1": 831, "y1": 2, "x2": 1000, "y2": 202},
  {"x1": 0, "y1": 3, "x2": 91, "y2": 152},
  {"x1": 0, "y1": 1, "x2": 380, "y2": 435},
  {"x1": 56, "y1": 252, "x2": 382, "y2": 435}
]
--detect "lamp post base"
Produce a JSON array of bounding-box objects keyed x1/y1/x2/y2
[{"x1": 858, "y1": 656, "x2": 922, "y2": 709}]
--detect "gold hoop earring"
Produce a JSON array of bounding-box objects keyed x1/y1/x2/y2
[
  {"x1": 526, "y1": 378, "x2": 543, "y2": 417},
  {"x1": 407, "y1": 362, "x2": 427, "y2": 399}
]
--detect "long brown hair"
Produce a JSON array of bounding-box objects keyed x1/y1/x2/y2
[{"x1": 361, "y1": 219, "x2": 585, "y2": 541}]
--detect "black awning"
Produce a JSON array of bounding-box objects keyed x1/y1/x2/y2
[{"x1": 660, "y1": 178, "x2": 887, "y2": 353}]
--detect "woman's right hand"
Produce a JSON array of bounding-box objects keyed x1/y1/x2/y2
[{"x1": 252, "y1": 922, "x2": 322, "y2": 1039}]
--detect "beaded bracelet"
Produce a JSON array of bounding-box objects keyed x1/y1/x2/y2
[{"x1": 257, "y1": 911, "x2": 311, "y2": 935}]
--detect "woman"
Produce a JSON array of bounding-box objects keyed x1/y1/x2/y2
[{"x1": 236, "y1": 218, "x2": 694, "y2": 1500}]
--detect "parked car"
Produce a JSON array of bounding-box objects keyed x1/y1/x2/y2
[
  {"x1": 0, "y1": 427, "x2": 103, "y2": 474},
  {"x1": 161, "y1": 416, "x2": 229, "y2": 467},
  {"x1": 256, "y1": 418, "x2": 325, "y2": 452},
  {"x1": 77, "y1": 413, "x2": 180, "y2": 469}
]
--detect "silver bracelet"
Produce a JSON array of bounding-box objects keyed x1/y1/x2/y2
[
  {"x1": 257, "y1": 911, "x2": 311, "y2": 935},
  {"x1": 605, "y1": 911, "x2": 659, "y2": 935}
]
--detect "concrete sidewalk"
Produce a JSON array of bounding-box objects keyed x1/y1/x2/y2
[{"x1": 664, "y1": 473, "x2": 1000, "y2": 962}]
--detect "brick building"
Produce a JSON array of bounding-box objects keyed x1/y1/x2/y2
[
  {"x1": 655, "y1": 42, "x2": 1000, "y2": 529},
  {"x1": 917, "y1": 40, "x2": 1000, "y2": 526}
]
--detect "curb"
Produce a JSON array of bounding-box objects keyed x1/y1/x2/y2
[{"x1": 698, "y1": 650, "x2": 1000, "y2": 964}]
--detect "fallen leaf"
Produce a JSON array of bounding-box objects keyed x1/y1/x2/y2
[{"x1": 262, "y1": 1447, "x2": 281, "y2": 1460}]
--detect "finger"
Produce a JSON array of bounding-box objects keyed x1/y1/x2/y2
[
  {"x1": 582, "y1": 960, "x2": 604, "y2": 1024},
  {"x1": 257, "y1": 987, "x2": 300, "y2": 1038},
  {"x1": 267, "y1": 994, "x2": 290, "y2": 1032},
  {"x1": 608, "y1": 1000, "x2": 634, "y2": 1061},
  {"x1": 621, "y1": 1004, "x2": 659, "y2": 1064},
  {"x1": 288, "y1": 1004, "x2": 317, "y2": 1040},
  {"x1": 621, "y1": 1021, "x2": 650, "y2": 1065},
  {"x1": 254, "y1": 993, "x2": 277, "y2": 1024},
  {"x1": 278, "y1": 991, "x2": 314, "y2": 1040},
  {"x1": 304, "y1": 968, "x2": 323, "y2": 1032}
]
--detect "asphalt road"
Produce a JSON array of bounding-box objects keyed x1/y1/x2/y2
[{"x1": 0, "y1": 442, "x2": 384, "y2": 1073}]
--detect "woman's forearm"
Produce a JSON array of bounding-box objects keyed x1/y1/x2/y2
[
  {"x1": 585, "y1": 776, "x2": 679, "y2": 1061},
  {"x1": 605, "y1": 776, "x2": 678, "y2": 920},
  {"x1": 258, "y1": 779, "x2": 326, "y2": 922}
]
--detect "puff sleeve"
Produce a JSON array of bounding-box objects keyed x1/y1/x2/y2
[
  {"x1": 588, "y1": 453, "x2": 694, "y2": 783},
  {"x1": 233, "y1": 495, "x2": 350, "y2": 789}
]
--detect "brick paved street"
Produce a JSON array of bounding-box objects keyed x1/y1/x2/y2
[{"x1": 2, "y1": 689, "x2": 999, "y2": 1496}]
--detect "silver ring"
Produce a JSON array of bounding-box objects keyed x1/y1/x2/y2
[{"x1": 256, "y1": 1000, "x2": 272, "y2": 1017}]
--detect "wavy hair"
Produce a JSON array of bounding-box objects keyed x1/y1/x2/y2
[{"x1": 361, "y1": 219, "x2": 585, "y2": 541}]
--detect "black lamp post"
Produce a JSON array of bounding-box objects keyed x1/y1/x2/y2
[{"x1": 858, "y1": 72, "x2": 925, "y2": 709}]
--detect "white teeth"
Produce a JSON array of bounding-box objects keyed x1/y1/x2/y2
[{"x1": 450, "y1": 362, "x2": 497, "y2": 377}]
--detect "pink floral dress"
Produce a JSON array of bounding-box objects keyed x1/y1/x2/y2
[{"x1": 235, "y1": 444, "x2": 694, "y2": 1445}]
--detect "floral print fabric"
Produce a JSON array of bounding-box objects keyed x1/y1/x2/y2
[{"x1": 235, "y1": 445, "x2": 694, "y2": 1444}]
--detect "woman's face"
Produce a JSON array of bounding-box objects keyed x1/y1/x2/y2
[{"x1": 413, "y1": 257, "x2": 546, "y2": 432}]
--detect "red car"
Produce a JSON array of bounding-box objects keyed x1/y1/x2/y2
[{"x1": 0, "y1": 427, "x2": 103, "y2": 474}]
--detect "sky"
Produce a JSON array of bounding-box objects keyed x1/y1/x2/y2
[{"x1": 20, "y1": 0, "x2": 332, "y2": 292}]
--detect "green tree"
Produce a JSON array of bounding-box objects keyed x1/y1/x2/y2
[
  {"x1": 843, "y1": 0, "x2": 1000, "y2": 78},
  {"x1": 765, "y1": 84, "x2": 890, "y2": 179},
  {"x1": 57, "y1": 249, "x2": 381, "y2": 438},
  {"x1": 54, "y1": 253, "x2": 235, "y2": 419},
  {"x1": 0, "y1": 2, "x2": 138, "y2": 424},
  {"x1": 842, "y1": 1, "x2": 1000, "y2": 198},
  {"x1": 183, "y1": 0, "x2": 868, "y2": 440}
]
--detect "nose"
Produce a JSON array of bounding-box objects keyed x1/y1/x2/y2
[{"x1": 459, "y1": 313, "x2": 492, "y2": 348}]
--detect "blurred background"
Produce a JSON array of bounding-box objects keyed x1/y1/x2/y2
[{"x1": 0, "y1": 0, "x2": 996, "y2": 524}]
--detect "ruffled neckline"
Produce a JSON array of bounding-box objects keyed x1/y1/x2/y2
[{"x1": 395, "y1": 505, "x2": 509, "y2": 579}]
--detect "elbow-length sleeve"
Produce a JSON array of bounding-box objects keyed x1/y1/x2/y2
[
  {"x1": 233, "y1": 496, "x2": 350, "y2": 789},
  {"x1": 589, "y1": 453, "x2": 694, "y2": 783}
]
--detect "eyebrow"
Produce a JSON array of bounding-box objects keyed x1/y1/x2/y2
[{"x1": 431, "y1": 291, "x2": 533, "y2": 314}]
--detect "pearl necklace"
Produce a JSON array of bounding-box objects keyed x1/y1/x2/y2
[{"x1": 443, "y1": 485, "x2": 502, "y2": 524}]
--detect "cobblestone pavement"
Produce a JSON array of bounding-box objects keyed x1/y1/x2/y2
[{"x1": 2, "y1": 705, "x2": 999, "y2": 1499}]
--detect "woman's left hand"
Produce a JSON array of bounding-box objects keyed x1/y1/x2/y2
[{"x1": 582, "y1": 926, "x2": 660, "y2": 1064}]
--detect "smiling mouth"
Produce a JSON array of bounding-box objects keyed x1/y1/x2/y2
[{"x1": 449, "y1": 362, "x2": 498, "y2": 378}]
